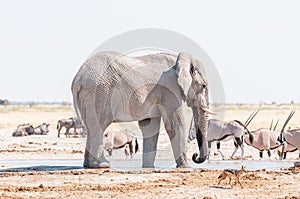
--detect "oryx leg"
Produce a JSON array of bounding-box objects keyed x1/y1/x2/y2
[
  {"x1": 207, "y1": 140, "x2": 213, "y2": 161},
  {"x1": 125, "y1": 145, "x2": 130, "y2": 159},
  {"x1": 267, "y1": 149, "x2": 271, "y2": 160},
  {"x1": 216, "y1": 141, "x2": 225, "y2": 160},
  {"x1": 230, "y1": 137, "x2": 244, "y2": 160},
  {"x1": 259, "y1": 150, "x2": 263, "y2": 160},
  {"x1": 128, "y1": 141, "x2": 134, "y2": 159},
  {"x1": 108, "y1": 149, "x2": 112, "y2": 159}
]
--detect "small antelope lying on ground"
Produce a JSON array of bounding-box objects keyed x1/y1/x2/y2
[{"x1": 218, "y1": 165, "x2": 247, "y2": 188}]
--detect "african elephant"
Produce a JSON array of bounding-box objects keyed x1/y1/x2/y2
[{"x1": 72, "y1": 51, "x2": 210, "y2": 168}]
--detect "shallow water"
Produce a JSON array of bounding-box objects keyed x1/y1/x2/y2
[{"x1": 0, "y1": 159, "x2": 295, "y2": 172}]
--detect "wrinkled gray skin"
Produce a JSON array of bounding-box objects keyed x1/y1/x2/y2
[{"x1": 72, "y1": 51, "x2": 209, "y2": 168}]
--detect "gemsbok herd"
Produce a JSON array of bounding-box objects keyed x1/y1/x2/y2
[{"x1": 188, "y1": 110, "x2": 300, "y2": 161}]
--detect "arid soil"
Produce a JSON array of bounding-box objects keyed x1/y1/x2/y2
[
  {"x1": 0, "y1": 104, "x2": 300, "y2": 198},
  {"x1": 0, "y1": 168, "x2": 299, "y2": 199}
]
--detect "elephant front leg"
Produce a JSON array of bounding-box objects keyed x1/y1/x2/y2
[
  {"x1": 139, "y1": 117, "x2": 161, "y2": 168},
  {"x1": 163, "y1": 112, "x2": 189, "y2": 168}
]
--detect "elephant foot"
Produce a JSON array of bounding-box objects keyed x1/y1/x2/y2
[
  {"x1": 83, "y1": 158, "x2": 111, "y2": 168},
  {"x1": 176, "y1": 163, "x2": 190, "y2": 168},
  {"x1": 142, "y1": 162, "x2": 155, "y2": 168},
  {"x1": 175, "y1": 157, "x2": 190, "y2": 168}
]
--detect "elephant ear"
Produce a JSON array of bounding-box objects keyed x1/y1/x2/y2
[{"x1": 175, "y1": 53, "x2": 193, "y2": 98}]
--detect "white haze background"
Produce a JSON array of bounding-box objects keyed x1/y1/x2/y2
[{"x1": 0, "y1": 0, "x2": 299, "y2": 104}]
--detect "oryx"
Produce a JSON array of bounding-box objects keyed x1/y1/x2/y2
[
  {"x1": 188, "y1": 111, "x2": 257, "y2": 160},
  {"x1": 245, "y1": 111, "x2": 295, "y2": 160},
  {"x1": 278, "y1": 128, "x2": 300, "y2": 160},
  {"x1": 103, "y1": 130, "x2": 139, "y2": 159}
]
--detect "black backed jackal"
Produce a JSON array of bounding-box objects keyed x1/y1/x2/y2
[{"x1": 218, "y1": 165, "x2": 246, "y2": 188}]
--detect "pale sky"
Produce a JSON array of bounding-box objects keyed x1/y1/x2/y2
[{"x1": 0, "y1": 0, "x2": 299, "y2": 103}]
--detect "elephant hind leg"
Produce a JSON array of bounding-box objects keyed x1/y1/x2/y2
[{"x1": 82, "y1": 97, "x2": 112, "y2": 168}]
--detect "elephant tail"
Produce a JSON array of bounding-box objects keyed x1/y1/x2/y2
[
  {"x1": 135, "y1": 138, "x2": 139, "y2": 153},
  {"x1": 71, "y1": 74, "x2": 83, "y2": 121}
]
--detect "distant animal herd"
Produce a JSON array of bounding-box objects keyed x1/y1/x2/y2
[
  {"x1": 11, "y1": 117, "x2": 139, "y2": 159},
  {"x1": 11, "y1": 110, "x2": 300, "y2": 161},
  {"x1": 12, "y1": 117, "x2": 86, "y2": 138}
]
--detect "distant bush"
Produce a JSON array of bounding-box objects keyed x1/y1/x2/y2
[{"x1": 0, "y1": 99, "x2": 10, "y2": 106}]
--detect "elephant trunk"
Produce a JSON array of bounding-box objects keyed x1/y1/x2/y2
[{"x1": 192, "y1": 108, "x2": 209, "y2": 164}]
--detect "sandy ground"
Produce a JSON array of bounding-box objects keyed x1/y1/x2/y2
[{"x1": 0, "y1": 104, "x2": 300, "y2": 198}]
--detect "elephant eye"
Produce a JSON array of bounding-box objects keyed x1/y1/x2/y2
[
  {"x1": 190, "y1": 64, "x2": 195, "y2": 75},
  {"x1": 202, "y1": 84, "x2": 206, "y2": 89}
]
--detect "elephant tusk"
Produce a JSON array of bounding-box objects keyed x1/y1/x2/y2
[{"x1": 200, "y1": 107, "x2": 216, "y2": 115}]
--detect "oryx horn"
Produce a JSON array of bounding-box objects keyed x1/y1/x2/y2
[
  {"x1": 269, "y1": 119, "x2": 273, "y2": 130},
  {"x1": 273, "y1": 120, "x2": 279, "y2": 131},
  {"x1": 280, "y1": 110, "x2": 295, "y2": 133},
  {"x1": 245, "y1": 110, "x2": 259, "y2": 127}
]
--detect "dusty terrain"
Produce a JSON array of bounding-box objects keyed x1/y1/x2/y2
[{"x1": 0, "y1": 104, "x2": 300, "y2": 198}]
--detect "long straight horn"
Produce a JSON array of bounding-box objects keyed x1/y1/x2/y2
[
  {"x1": 245, "y1": 110, "x2": 259, "y2": 127},
  {"x1": 280, "y1": 110, "x2": 295, "y2": 133},
  {"x1": 273, "y1": 120, "x2": 279, "y2": 131},
  {"x1": 244, "y1": 111, "x2": 256, "y2": 126},
  {"x1": 270, "y1": 119, "x2": 274, "y2": 130}
]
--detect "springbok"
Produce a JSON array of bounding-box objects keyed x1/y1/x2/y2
[
  {"x1": 57, "y1": 117, "x2": 85, "y2": 138},
  {"x1": 188, "y1": 111, "x2": 257, "y2": 160},
  {"x1": 245, "y1": 111, "x2": 295, "y2": 160},
  {"x1": 103, "y1": 130, "x2": 139, "y2": 159}
]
